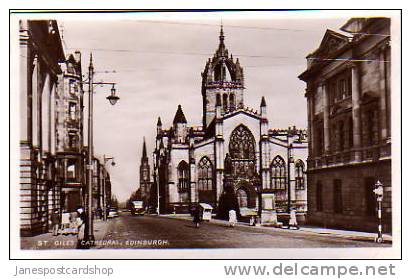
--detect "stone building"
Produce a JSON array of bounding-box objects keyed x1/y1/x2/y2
[
  {"x1": 19, "y1": 20, "x2": 65, "y2": 236},
  {"x1": 153, "y1": 26, "x2": 308, "y2": 222},
  {"x1": 298, "y1": 18, "x2": 391, "y2": 232},
  {"x1": 55, "y1": 51, "x2": 85, "y2": 213}
]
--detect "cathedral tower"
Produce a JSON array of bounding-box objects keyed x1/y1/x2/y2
[
  {"x1": 201, "y1": 25, "x2": 245, "y2": 128},
  {"x1": 139, "y1": 137, "x2": 151, "y2": 206}
]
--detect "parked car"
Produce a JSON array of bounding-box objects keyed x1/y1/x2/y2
[{"x1": 107, "y1": 208, "x2": 119, "y2": 218}]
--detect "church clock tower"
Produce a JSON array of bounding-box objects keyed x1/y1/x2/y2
[{"x1": 201, "y1": 25, "x2": 245, "y2": 129}]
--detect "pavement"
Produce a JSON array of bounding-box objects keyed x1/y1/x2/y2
[
  {"x1": 20, "y1": 219, "x2": 110, "y2": 250},
  {"x1": 20, "y1": 213, "x2": 391, "y2": 250},
  {"x1": 160, "y1": 213, "x2": 393, "y2": 244}
]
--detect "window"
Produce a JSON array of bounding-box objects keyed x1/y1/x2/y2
[
  {"x1": 365, "y1": 177, "x2": 377, "y2": 216},
  {"x1": 364, "y1": 109, "x2": 379, "y2": 146},
  {"x1": 69, "y1": 79, "x2": 78, "y2": 94},
  {"x1": 229, "y1": 125, "x2": 257, "y2": 179},
  {"x1": 68, "y1": 133, "x2": 78, "y2": 149},
  {"x1": 338, "y1": 120, "x2": 345, "y2": 151},
  {"x1": 177, "y1": 161, "x2": 189, "y2": 193},
  {"x1": 223, "y1": 94, "x2": 228, "y2": 111},
  {"x1": 197, "y1": 157, "x2": 213, "y2": 191},
  {"x1": 229, "y1": 125, "x2": 256, "y2": 160},
  {"x1": 229, "y1": 94, "x2": 235, "y2": 111},
  {"x1": 348, "y1": 116, "x2": 353, "y2": 148},
  {"x1": 295, "y1": 160, "x2": 305, "y2": 190},
  {"x1": 333, "y1": 179, "x2": 343, "y2": 214},
  {"x1": 314, "y1": 121, "x2": 324, "y2": 156},
  {"x1": 270, "y1": 156, "x2": 286, "y2": 190},
  {"x1": 69, "y1": 102, "x2": 76, "y2": 120},
  {"x1": 216, "y1": 94, "x2": 221, "y2": 107},
  {"x1": 316, "y1": 182, "x2": 323, "y2": 211}
]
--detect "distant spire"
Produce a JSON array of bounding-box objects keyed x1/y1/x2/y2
[
  {"x1": 157, "y1": 116, "x2": 162, "y2": 126},
  {"x1": 173, "y1": 104, "x2": 187, "y2": 124},
  {"x1": 142, "y1": 137, "x2": 147, "y2": 158},
  {"x1": 218, "y1": 22, "x2": 225, "y2": 55},
  {"x1": 260, "y1": 96, "x2": 266, "y2": 107},
  {"x1": 219, "y1": 21, "x2": 224, "y2": 43}
]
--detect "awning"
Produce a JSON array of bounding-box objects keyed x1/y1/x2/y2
[{"x1": 199, "y1": 203, "x2": 213, "y2": 210}]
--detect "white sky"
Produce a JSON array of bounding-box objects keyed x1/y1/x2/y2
[{"x1": 59, "y1": 12, "x2": 350, "y2": 202}]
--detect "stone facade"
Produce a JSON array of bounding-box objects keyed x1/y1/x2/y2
[
  {"x1": 153, "y1": 26, "x2": 308, "y2": 221},
  {"x1": 299, "y1": 18, "x2": 391, "y2": 232},
  {"x1": 19, "y1": 20, "x2": 65, "y2": 236}
]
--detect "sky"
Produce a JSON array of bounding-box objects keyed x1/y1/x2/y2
[{"x1": 59, "y1": 12, "x2": 349, "y2": 202}]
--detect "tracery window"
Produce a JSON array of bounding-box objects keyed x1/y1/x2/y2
[
  {"x1": 177, "y1": 161, "x2": 189, "y2": 193},
  {"x1": 270, "y1": 156, "x2": 286, "y2": 190},
  {"x1": 197, "y1": 157, "x2": 213, "y2": 191},
  {"x1": 229, "y1": 125, "x2": 257, "y2": 179},
  {"x1": 229, "y1": 125, "x2": 256, "y2": 160},
  {"x1": 295, "y1": 160, "x2": 305, "y2": 190}
]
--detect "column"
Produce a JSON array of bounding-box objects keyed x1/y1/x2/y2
[
  {"x1": 32, "y1": 55, "x2": 39, "y2": 148},
  {"x1": 379, "y1": 47, "x2": 388, "y2": 141},
  {"x1": 20, "y1": 25, "x2": 29, "y2": 143},
  {"x1": 322, "y1": 83, "x2": 330, "y2": 154},
  {"x1": 289, "y1": 159, "x2": 296, "y2": 202},
  {"x1": 351, "y1": 64, "x2": 361, "y2": 161},
  {"x1": 308, "y1": 92, "x2": 315, "y2": 158}
]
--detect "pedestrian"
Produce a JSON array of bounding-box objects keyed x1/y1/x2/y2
[
  {"x1": 192, "y1": 206, "x2": 201, "y2": 228},
  {"x1": 228, "y1": 209, "x2": 237, "y2": 227},
  {"x1": 51, "y1": 209, "x2": 60, "y2": 236},
  {"x1": 69, "y1": 210, "x2": 79, "y2": 234},
  {"x1": 288, "y1": 209, "x2": 299, "y2": 230},
  {"x1": 76, "y1": 207, "x2": 87, "y2": 249},
  {"x1": 249, "y1": 216, "x2": 256, "y2": 226}
]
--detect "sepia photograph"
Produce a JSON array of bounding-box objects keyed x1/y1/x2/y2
[{"x1": 9, "y1": 9, "x2": 401, "y2": 259}]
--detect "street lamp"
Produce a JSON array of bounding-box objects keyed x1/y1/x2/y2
[
  {"x1": 106, "y1": 84, "x2": 119, "y2": 106},
  {"x1": 84, "y1": 53, "x2": 119, "y2": 244},
  {"x1": 373, "y1": 180, "x2": 384, "y2": 243}
]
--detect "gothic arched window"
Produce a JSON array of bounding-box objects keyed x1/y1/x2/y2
[
  {"x1": 229, "y1": 94, "x2": 235, "y2": 111},
  {"x1": 177, "y1": 161, "x2": 189, "y2": 193},
  {"x1": 295, "y1": 159, "x2": 305, "y2": 190},
  {"x1": 198, "y1": 157, "x2": 213, "y2": 191},
  {"x1": 270, "y1": 156, "x2": 286, "y2": 190},
  {"x1": 229, "y1": 125, "x2": 256, "y2": 160}
]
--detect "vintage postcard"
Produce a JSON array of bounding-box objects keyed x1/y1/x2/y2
[{"x1": 9, "y1": 10, "x2": 401, "y2": 259}]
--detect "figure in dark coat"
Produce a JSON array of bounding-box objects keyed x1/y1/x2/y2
[{"x1": 192, "y1": 206, "x2": 201, "y2": 228}]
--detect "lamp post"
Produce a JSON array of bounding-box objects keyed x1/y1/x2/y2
[
  {"x1": 373, "y1": 180, "x2": 384, "y2": 243},
  {"x1": 102, "y1": 155, "x2": 115, "y2": 221},
  {"x1": 287, "y1": 135, "x2": 294, "y2": 214},
  {"x1": 84, "y1": 53, "x2": 119, "y2": 243}
]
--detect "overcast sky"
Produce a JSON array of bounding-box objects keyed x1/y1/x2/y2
[{"x1": 59, "y1": 12, "x2": 349, "y2": 202}]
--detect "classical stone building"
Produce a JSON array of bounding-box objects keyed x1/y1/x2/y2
[
  {"x1": 19, "y1": 20, "x2": 65, "y2": 236},
  {"x1": 153, "y1": 26, "x2": 308, "y2": 222},
  {"x1": 298, "y1": 18, "x2": 391, "y2": 232}
]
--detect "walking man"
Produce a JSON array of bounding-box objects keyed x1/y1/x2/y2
[{"x1": 51, "y1": 209, "x2": 60, "y2": 236}]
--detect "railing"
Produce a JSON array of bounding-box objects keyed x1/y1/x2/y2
[{"x1": 308, "y1": 141, "x2": 391, "y2": 170}]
